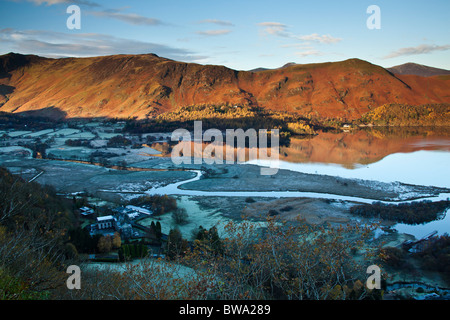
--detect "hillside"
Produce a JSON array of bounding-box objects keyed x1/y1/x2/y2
[
  {"x1": 359, "y1": 103, "x2": 450, "y2": 126},
  {"x1": 0, "y1": 52, "x2": 449, "y2": 120},
  {"x1": 0, "y1": 166, "x2": 77, "y2": 299},
  {"x1": 387, "y1": 63, "x2": 450, "y2": 77}
]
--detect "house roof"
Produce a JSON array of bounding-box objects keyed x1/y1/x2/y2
[
  {"x1": 126, "y1": 205, "x2": 152, "y2": 215},
  {"x1": 97, "y1": 215, "x2": 115, "y2": 221}
]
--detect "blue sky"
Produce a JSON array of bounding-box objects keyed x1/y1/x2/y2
[{"x1": 0, "y1": 0, "x2": 449, "y2": 70}]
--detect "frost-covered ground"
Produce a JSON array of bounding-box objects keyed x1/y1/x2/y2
[
  {"x1": 47, "y1": 146, "x2": 95, "y2": 160},
  {"x1": 47, "y1": 128, "x2": 81, "y2": 137},
  {"x1": 23, "y1": 129, "x2": 55, "y2": 137},
  {"x1": 82, "y1": 258, "x2": 195, "y2": 277},
  {"x1": 6, "y1": 130, "x2": 32, "y2": 137},
  {"x1": 138, "y1": 195, "x2": 227, "y2": 238},
  {"x1": 65, "y1": 132, "x2": 96, "y2": 139},
  {"x1": 0, "y1": 146, "x2": 33, "y2": 158},
  {"x1": 138, "y1": 195, "x2": 280, "y2": 240},
  {"x1": 107, "y1": 146, "x2": 161, "y2": 164}
]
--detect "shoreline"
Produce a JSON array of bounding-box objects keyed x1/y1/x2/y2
[
  {"x1": 174, "y1": 165, "x2": 450, "y2": 203},
  {"x1": 3, "y1": 154, "x2": 448, "y2": 204}
]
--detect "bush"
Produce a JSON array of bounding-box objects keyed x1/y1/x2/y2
[
  {"x1": 107, "y1": 135, "x2": 132, "y2": 147},
  {"x1": 0, "y1": 269, "x2": 49, "y2": 300},
  {"x1": 245, "y1": 197, "x2": 255, "y2": 203},
  {"x1": 172, "y1": 208, "x2": 189, "y2": 225},
  {"x1": 380, "y1": 247, "x2": 406, "y2": 268},
  {"x1": 65, "y1": 139, "x2": 90, "y2": 147},
  {"x1": 413, "y1": 234, "x2": 450, "y2": 283},
  {"x1": 350, "y1": 200, "x2": 450, "y2": 224}
]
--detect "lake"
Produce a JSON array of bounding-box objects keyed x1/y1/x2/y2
[
  {"x1": 246, "y1": 127, "x2": 450, "y2": 188},
  {"x1": 248, "y1": 150, "x2": 450, "y2": 188},
  {"x1": 166, "y1": 127, "x2": 450, "y2": 238}
]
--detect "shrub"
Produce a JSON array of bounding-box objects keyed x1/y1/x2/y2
[
  {"x1": 245, "y1": 197, "x2": 255, "y2": 203},
  {"x1": 172, "y1": 208, "x2": 189, "y2": 225}
]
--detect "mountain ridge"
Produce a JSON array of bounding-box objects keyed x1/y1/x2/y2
[
  {"x1": 0, "y1": 52, "x2": 449, "y2": 120},
  {"x1": 387, "y1": 62, "x2": 450, "y2": 77}
]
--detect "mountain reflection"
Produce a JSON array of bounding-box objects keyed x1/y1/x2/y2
[{"x1": 280, "y1": 127, "x2": 450, "y2": 168}]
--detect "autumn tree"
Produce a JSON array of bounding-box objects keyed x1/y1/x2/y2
[
  {"x1": 97, "y1": 235, "x2": 113, "y2": 253},
  {"x1": 55, "y1": 216, "x2": 381, "y2": 300},
  {"x1": 166, "y1": 228, "x2": 188, "y2": 260},
  {"x1": 183, "y1": 218, "x2": 379, "y2": 300},
  {"x1": 193, "y1": 225, "x2": 223, "y2": 256},
  {"x1": 112, "y1": 232, "x2": 121, "y2": 249}
]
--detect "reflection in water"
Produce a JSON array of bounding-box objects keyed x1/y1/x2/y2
[
  {"x1": 395, "y1": 209, "x2": 450, "y2": 238},
  {"x1": 280, "y1": 127, "x2": 450, "y2": 168},
  {"x1": 250, "y1": 150, "x2": 450, "y2": 188},
  {"x1": 166, "y1": 127, "x2": 450, "y2": 169},
  {"x1": 166, "y1": 127, "x2": 450, "y2": 187}
]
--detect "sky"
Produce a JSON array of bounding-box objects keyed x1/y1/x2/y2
[{"x1": 0, "y1": 0, "x2": 449, "y2": 71}]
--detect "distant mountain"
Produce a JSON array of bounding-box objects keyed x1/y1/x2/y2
[
  {"x1": 249, "y1": 62, "x2": 297, "y2": 72},
  {"x1": 248, "y1": 67, "x2": 270, "y2": 72},
  {"x1": 0, "y1": 52, "x2": 449, "y2": 120},
  {"x1": 280, "y1": 62, "x2": 297, "y2": 69},
  {"x1": 387, "y1": 63, "x2": 450, "y2": 77}
]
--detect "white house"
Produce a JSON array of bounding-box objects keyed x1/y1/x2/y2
[
  {"x1": 80, "y1": 206, "x2": 94, "y2": 216},
  {"x1": 96, "y1": 215, "x2": 116, "y2": 230},
  {"x1": 126, "y1": 205, "x2": 152, "y2": 216}
]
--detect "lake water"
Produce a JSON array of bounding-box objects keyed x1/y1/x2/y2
[
  {"x1": 394, "y1": 208, "x2": 450, "y2": 239},
  {"x1": 260, "y1": 128, "x2": 450, "y2": 187},
  {"x1": 249, "y1": 129, "x2": 450, "y2": 238},
  {"x1": 163, "y1": 128, "x2": 450, "y2": 239},
  {"x1": 247, "y1": 150, "x2": 450, "y2": 188}
]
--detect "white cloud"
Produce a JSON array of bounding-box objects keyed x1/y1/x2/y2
[
  {"x1": 198, "y1": 19, "x2": 234, "y2": 26},
  {"x1": 196, "y1": 29, "x2": 232, "y2": 36},
  {"x1": 87, "y1": 10, "x2": 164, "y2": 26},
  {"x1": 196, "y1": 19, "x2": 234, "y2": 37},
  {"x1": 298, "y1": 33, "x2": 342, "y2": 44},
  {"x1": 281, "y1": 43, "x2": 313, "y2": 49},
  {"x1": 384, "y1": 44, "x2": 450, "y2": 59},
  {"x1": 257, "y1": 22, "x2": 290, "y2": 37},
  {"x1": 20, "y1": 1, "x2": 161, "y2": 26},
  {"x1": 257, "y1": 22, "x2": 341, "y2": 44},
  {"x1": 23, "y1": 0, "x2": 100, "y2": 7},
  {"x1": 295, "y1": 50, "x2": 323, "y2": 57},
  {"x1": 0, "y1": 28, "x2": 207, "y2": 62}
]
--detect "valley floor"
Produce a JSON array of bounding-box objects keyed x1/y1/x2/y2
[{"x1": 1, "y1": 124, "x2": 449, "y2": 299}]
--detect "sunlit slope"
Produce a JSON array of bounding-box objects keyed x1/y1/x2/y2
[{"x1": 0, "y1": 53, "x2": 449, "y2": 120}]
